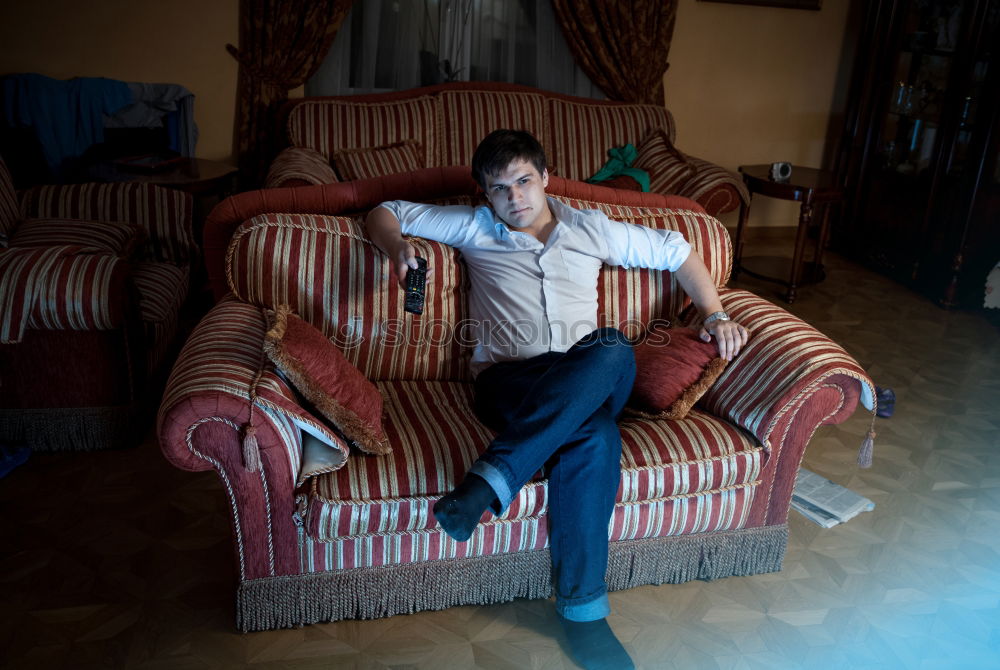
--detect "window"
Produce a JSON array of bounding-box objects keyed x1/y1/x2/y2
[{"x1": 306, "y1": 0, "x2": 604, "y2": 98}]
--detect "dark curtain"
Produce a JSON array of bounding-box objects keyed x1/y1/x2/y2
[
  {"x1": 227, "y1": 0, "x2": 353, "y2": 188},
  {"x1": 550, "y1": 0, "x2": 678, "y2": 104}
]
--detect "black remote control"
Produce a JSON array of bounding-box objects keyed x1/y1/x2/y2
[{"x1": 404, "y1": 257, "x2": 428, "y2": 315}]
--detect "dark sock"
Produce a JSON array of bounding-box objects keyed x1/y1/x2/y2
[
  {"x1": 432, "y1": 473, "x2": 495, "y2": 541},
  {"x1": 559, "y1": 617, "x2": 634, "y2": 670}
]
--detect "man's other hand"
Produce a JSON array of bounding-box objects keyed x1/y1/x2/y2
[{"x1": 700, "y1": 320, "x2": 748, "y2": 361}]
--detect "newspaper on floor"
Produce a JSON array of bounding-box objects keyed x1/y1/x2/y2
[{"x1": 791, "y1": 467, "x2": 875, "y2": 528}]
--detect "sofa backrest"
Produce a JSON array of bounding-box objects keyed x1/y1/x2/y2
[
  {"x1": 438, "y1": 90, "x2": 552, "y2": 168},
  {"x1": 224, "y1": 194, "x2": 731, "y2": 383},
  {"x1": 287, "y1": 96, "x2": 440, "y2": 168},
  {"x1": 282, "y1": 82, "x2": 677, "y2": 182},
  {"x1": 547, "y1": 98, "x2": 674, "y2": 182}
]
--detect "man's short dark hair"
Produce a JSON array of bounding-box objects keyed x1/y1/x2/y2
[{"x1": 471, "y1": 129, "x2": 548, "y2": 189}]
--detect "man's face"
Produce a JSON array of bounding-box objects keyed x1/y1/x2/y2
[{"x1": 483, "y1": 159, "x2": 550, "y2": 233}]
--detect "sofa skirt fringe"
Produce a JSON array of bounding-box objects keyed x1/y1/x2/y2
[
  {"x1": 0, "y1": 405, "x2": 140, "y2": 451},
  {"x1": 236, "y1": 524, "x2": 788, "y2": 632}
]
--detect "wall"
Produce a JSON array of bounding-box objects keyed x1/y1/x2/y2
[
  {"x1": 666, "y1": 0, "x2": 858, "y2": 227},
  {"x1": 0, "y1": 0, "x2": 239, "y2": 163}
]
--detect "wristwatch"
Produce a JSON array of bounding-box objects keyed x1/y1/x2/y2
[{"x1": 702, "y1": 311, "x2": 730, "y2": 328}]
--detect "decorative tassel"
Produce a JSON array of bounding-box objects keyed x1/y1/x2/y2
[
  {"x1": 243, "y1": 424, "x2": 261, "y2": 472},
  {"x1": 857, "y1": 427, "x2": 875, "y2": 468}
]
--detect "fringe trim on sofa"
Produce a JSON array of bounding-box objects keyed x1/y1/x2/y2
[
  {"x1": 236, "y1": 524, "x2": 787, "y2": 632},
  {"x1": 0, "y1": 405, "x2": 141, "y2": 451}
]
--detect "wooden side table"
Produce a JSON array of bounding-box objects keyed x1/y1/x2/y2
[{"x1": 734, "y1": 165, "x2": 843, "y2": 303}]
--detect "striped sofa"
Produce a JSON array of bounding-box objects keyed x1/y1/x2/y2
[
  {"x1": 0, "y1": 157, "x2": 195, "y2": 451},
  {"x1": 266, "y1": 82, "x2": 749, "y2": 217},
  {"x1": 158, "y1": 167, "x2": 874, "y2": 631}
]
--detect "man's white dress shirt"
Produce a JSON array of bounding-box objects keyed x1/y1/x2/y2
[{"x1": 379, "y1": 197, "x2": 691, "y2": 376}]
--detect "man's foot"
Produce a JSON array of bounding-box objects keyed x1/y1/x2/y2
[
  {"x1": 432, "y1": 473, "x2": 495, "y2": 541},
  {"x1": 559, "y1": 617, "x2": 634, "y2": 670}
]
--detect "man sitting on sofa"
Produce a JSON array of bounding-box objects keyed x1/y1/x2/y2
[{"x1": 365, "y1": 129, "x2": 747, "y2": 669}]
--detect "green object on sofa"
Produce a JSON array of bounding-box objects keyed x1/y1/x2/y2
[{"x1": 587, "y1": 143, "x2": 651, "y2": 192}]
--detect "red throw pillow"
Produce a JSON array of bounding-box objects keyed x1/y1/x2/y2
[
  {"x1": 263, "y1": 305, "x2": 390, "y2": 455},
  {"x1": 627, "y1": 325, "x2": 729, "y2": 420},
  {"x1": 634, "y1": 129, "x2": 697, "y2": 196}
]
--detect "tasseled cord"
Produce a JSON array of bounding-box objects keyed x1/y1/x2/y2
[
  {"x1": 243, "y1": 319, "x2": 268, "y2": 473},
  {"x1": 857, "y1": 389, "x2": 877, "y2": 468}
]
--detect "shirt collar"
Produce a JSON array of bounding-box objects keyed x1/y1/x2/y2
[{"x1": 480, "y1": 196, "x2": 576, "y2": 241}]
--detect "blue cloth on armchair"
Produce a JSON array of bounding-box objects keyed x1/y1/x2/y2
[{"x1": 1, "y1": 73, "x2": 133, "y2": 177}]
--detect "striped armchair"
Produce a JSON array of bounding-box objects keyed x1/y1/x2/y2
[
  {"x1": 0, "y1": 156, "x2": 195, "y2": 451},
  {"x1": 266, "y1": 82, "x2": 749, "y2": 217},
  {"x1": 158, "y1": 167, "x2": 872, "y2": 631}
]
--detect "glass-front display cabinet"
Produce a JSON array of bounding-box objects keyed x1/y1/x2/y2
[{"x1": 835, "y1": 0, "x2": 999, "y2": 308}]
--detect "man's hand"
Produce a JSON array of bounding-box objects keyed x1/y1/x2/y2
[
  {"x1": 393, "y1": 240, "x2": 418, "y2": 287},
  {"x1": 700, "y1": 319, "x2": 748, "y2": 361}
]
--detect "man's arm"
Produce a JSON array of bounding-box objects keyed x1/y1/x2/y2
[
  {"x1": 674, "y1": 252, "x2": 748, "y2": 361},
  {"x1": 365, "y1": 205, "x2": 418, "y2": 286}
]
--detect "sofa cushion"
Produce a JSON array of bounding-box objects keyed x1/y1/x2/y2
[
  {"x1": 287, "y1": 96, "x2": 438, "y2": 168},
  {"x1": 10, "y1": 218, "x2": 145, "y2": 258},
  {"x1": 635, "y1": 129, "x2": 697, "y2": 195},
  {"x1": 264, "y1": 304, "x2": 389, "y2": 455},
  {"x1": 226, "y1": 213, "x2": 471, "y2": 382},
  {"x1": 333, "y1": 140, "x2": 422, "y2": 181},
  {"x1": 547, "y1": 98, "x2": 674, "y2": 182},
  {"x1": 439, "y1": 90, "x2": 550, "y2": 168},
  {"x1": 304, "y1": 379, "x2": 762, "y2": 544},
  {"x1": 0, "y1": 158, "x2": 19, "y2": 247},
  {"x1": 627, "y1": 325, "x2": 727, "y2": 420}
]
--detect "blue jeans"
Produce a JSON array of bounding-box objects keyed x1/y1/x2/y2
[{"x1": 469, "y1": 327, "x2": 636, "y2": 622}]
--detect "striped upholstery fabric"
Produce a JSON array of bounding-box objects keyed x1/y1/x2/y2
[
  {"x1": 133, "y1": 261, "x2": 188, "y2": 372},
  {"x1": 333, "y1": 140, "x2": 421, "y2": 181},
  {"x1": 302, "y1": 483, "x2": 755, "y2": 571},
  {"x1": 698, "y1": 288, "x2": 876, "y2": 449},
  {"x1": 679, "y1": 155, "x2": 750, "y2": 216},
  {"x1": 547, "y1": 98, "x2": 674, "y2": 182},
  {"x1": 439, "y1": 90, "x2": 550, "y2": 167},
  {"x1": 265, "y1": 147, "x2": 338, "y2": 189},
  {"x1": 10, "y1": 218, "x2": 144, "y2": 257},
  {"x1": 287, "y1": 97, "x2": 438, "y2": 169},
  {"x1": 159, "y1": 296, "x2": 350, "y2": 486},
  {"x1": 635, "y1": 129, "x2": 697, "y2": 195},
  {"x1": 20, "y1": 183, "x2": 195, "y2": 265},
  {"x1": 0, "y1": 245, "x2": 126, "y2": 343},
  {"x1": 0, "y1": 158, "x2": 19, "y2": 247},
  {"x1": 306, "y1": 378, "x2": 760, "y2": 540},
  {"x1": 225, "y1": 213, "x2": 470, "y2": 382}
]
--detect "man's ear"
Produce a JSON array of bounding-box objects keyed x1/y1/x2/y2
[{"x1": 542, "y1": 168, "x2": 549, "y2": 187}]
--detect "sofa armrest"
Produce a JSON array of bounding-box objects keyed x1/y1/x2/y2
[
  {"x1": 265, "y1": 147, "x2": 339, "y2": 189},
  {"x1": 674, "y1": 154, "x2": 750, "y2": 218},
  {"x1": 696, "y1": 288, "x2": 875, "y2": 452},
  {"x1": 1, "y1": 246, "x2": 132, "y2": 344},
  {"x1": 156, "y1": 295, "x2": 350, "y2": 580},
  {"x1": 157, "y1": 295, "x2": 347, "y2": 478},
  {"x1": 19, "y1": 183, "x2": 196, "y2": 265}
]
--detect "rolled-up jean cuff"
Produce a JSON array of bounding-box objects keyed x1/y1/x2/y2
[
  {"x1": 468, "y1": 460, "x2": 513, "y2": 515},
  {"x1": 557, "y1": 591, "x2": 611, "y2": 622}
]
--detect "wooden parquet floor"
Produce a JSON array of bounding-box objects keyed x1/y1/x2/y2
[{"x1": 2, "y1": 229, "x2": 998, "y2": 670}]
